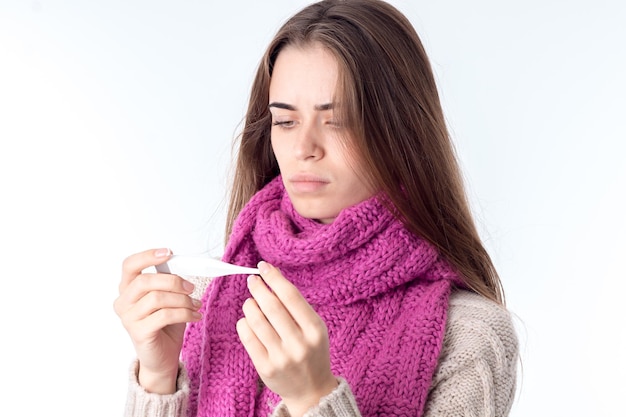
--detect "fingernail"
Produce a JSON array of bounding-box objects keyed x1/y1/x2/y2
[
  {"x1": 183, "y1": 280, "x2": 195, "y2": 292},
  {"x1": 247, "y1": 275, "x2": 256, "y2": 285},
  {"x1": 192, "y1": 299, "x2": 202, "y2": 308},
  {"x1": 257, "y1": 261, "x2": 270, "y2": 274},
  {"x1": 155, "y1": 248, "x2": 172, "y2": 258}
]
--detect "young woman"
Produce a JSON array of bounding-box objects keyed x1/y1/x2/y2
[{"x1": 114, "y1": 1, "x2": 518, "y2": 416}]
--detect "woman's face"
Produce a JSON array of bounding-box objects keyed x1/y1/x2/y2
[{"x1": 269, "y1": 43, "x2": 374, "y2": 224}]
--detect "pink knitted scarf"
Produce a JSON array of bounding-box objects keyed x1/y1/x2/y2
[{"x1": 182, "y1": 176, "x2": 459, "y2": 416}]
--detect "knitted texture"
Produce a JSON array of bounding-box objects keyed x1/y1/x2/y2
[
  {"x1": 125, "y1": 360, "x2": 189, "y2": 416},
  {"x1": 181, "y1": 176, "x2": 460, "y2": 417},
  {"x1": 123, "y1": 291, "x2": 519, "y2": 417}
]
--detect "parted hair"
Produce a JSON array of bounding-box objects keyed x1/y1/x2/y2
[{"x1": 226, "y1": 0, "x2": 505, "y2": 304}]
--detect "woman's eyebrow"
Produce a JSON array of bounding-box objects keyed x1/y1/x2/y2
[
  {"x1": 268, "y1": 102, "x2": 334, "y2": 111},
  {"x1": 314, "y1": 103, "x2": 334, "y2": 111},
  {"x1": 269, "y1": 102, "x2": 296, "y2": 111}
]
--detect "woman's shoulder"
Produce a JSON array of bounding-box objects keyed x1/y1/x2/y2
[
  {"x1": 444, "y1": 288, "x2": 519, "y2": 366},
  {"x1": 448, "y1": 289, "x2": 517, "y2": 332},
  {"x1": 423, "y1": 289, "x2": 519, "y2": 417}
]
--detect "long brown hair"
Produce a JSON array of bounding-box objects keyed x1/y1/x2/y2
[{"x1": 226, "y1": 0, "x2": 505, "y2": 304}]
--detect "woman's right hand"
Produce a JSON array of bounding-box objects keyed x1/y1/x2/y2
[{"x1": 113, "y1": 248, "x2": 202, "y2": 394}]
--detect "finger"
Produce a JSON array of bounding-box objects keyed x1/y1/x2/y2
[
  {"x1": 256, "y1": 261, "x2": 317, "y2": 326},
  {"x1": 236, "y1": 317, "x2": 269, "y2": 368},
  {"x1": 124, "y1": 290, "x2": 201, "y2": 323},
  {"x1": 246, "y1": 274, "x2": 301, "y2": 341},
  {"x1": 114, "y1": 273, "x2": 194, "y2": 316},
  {"x1": 241, "y1": 296, "x2": 283, "y2": 350},
  {"x1": 127, "y1": 307, "x2": 201, "y2": 340},
  {"x1": 120, "y1": 248, "x2": 173, "y2": 292}
]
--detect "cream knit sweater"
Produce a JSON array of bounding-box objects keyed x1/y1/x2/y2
[{"x1": 124, "y1": 290, "x2": 519, "y2": 417}]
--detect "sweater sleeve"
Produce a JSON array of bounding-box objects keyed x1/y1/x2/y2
[
  {"x1": 124, "y1": 360, "x2": 189, "y2": 417},
  {"x1": 423, "y1": 290, "x2": 519, "y2": 417},
  {"x1": 270, "y1": 377, "x2": 362, "y2": 417}
]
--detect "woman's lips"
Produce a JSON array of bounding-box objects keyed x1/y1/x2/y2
[{"x1": 289, "y1": 174, "x2": 330, "y2": 193}]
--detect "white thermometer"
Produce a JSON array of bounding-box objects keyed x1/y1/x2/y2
[{"x1": 155, "y1": 255, "x2": 260, "y2": 278}]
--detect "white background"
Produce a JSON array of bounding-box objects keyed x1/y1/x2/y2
[{"x1": 1, "y1": 1, "x2": 624, "y2": 416}]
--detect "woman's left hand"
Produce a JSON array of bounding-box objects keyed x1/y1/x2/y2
[{"x1": 236, "y1": 261, "x2": 338, "y2": 417}]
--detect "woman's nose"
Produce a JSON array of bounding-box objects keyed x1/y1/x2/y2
[{"x1": 293, "y1": 121, "x2": 323, "y2": 161}]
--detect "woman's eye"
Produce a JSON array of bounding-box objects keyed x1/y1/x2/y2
[
  {"x1": 272, "y1": 120, "x2": 295, "y2": 128},
  {"x1": 326, "y1": 119, "x2": 343, "y2": 128}
]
